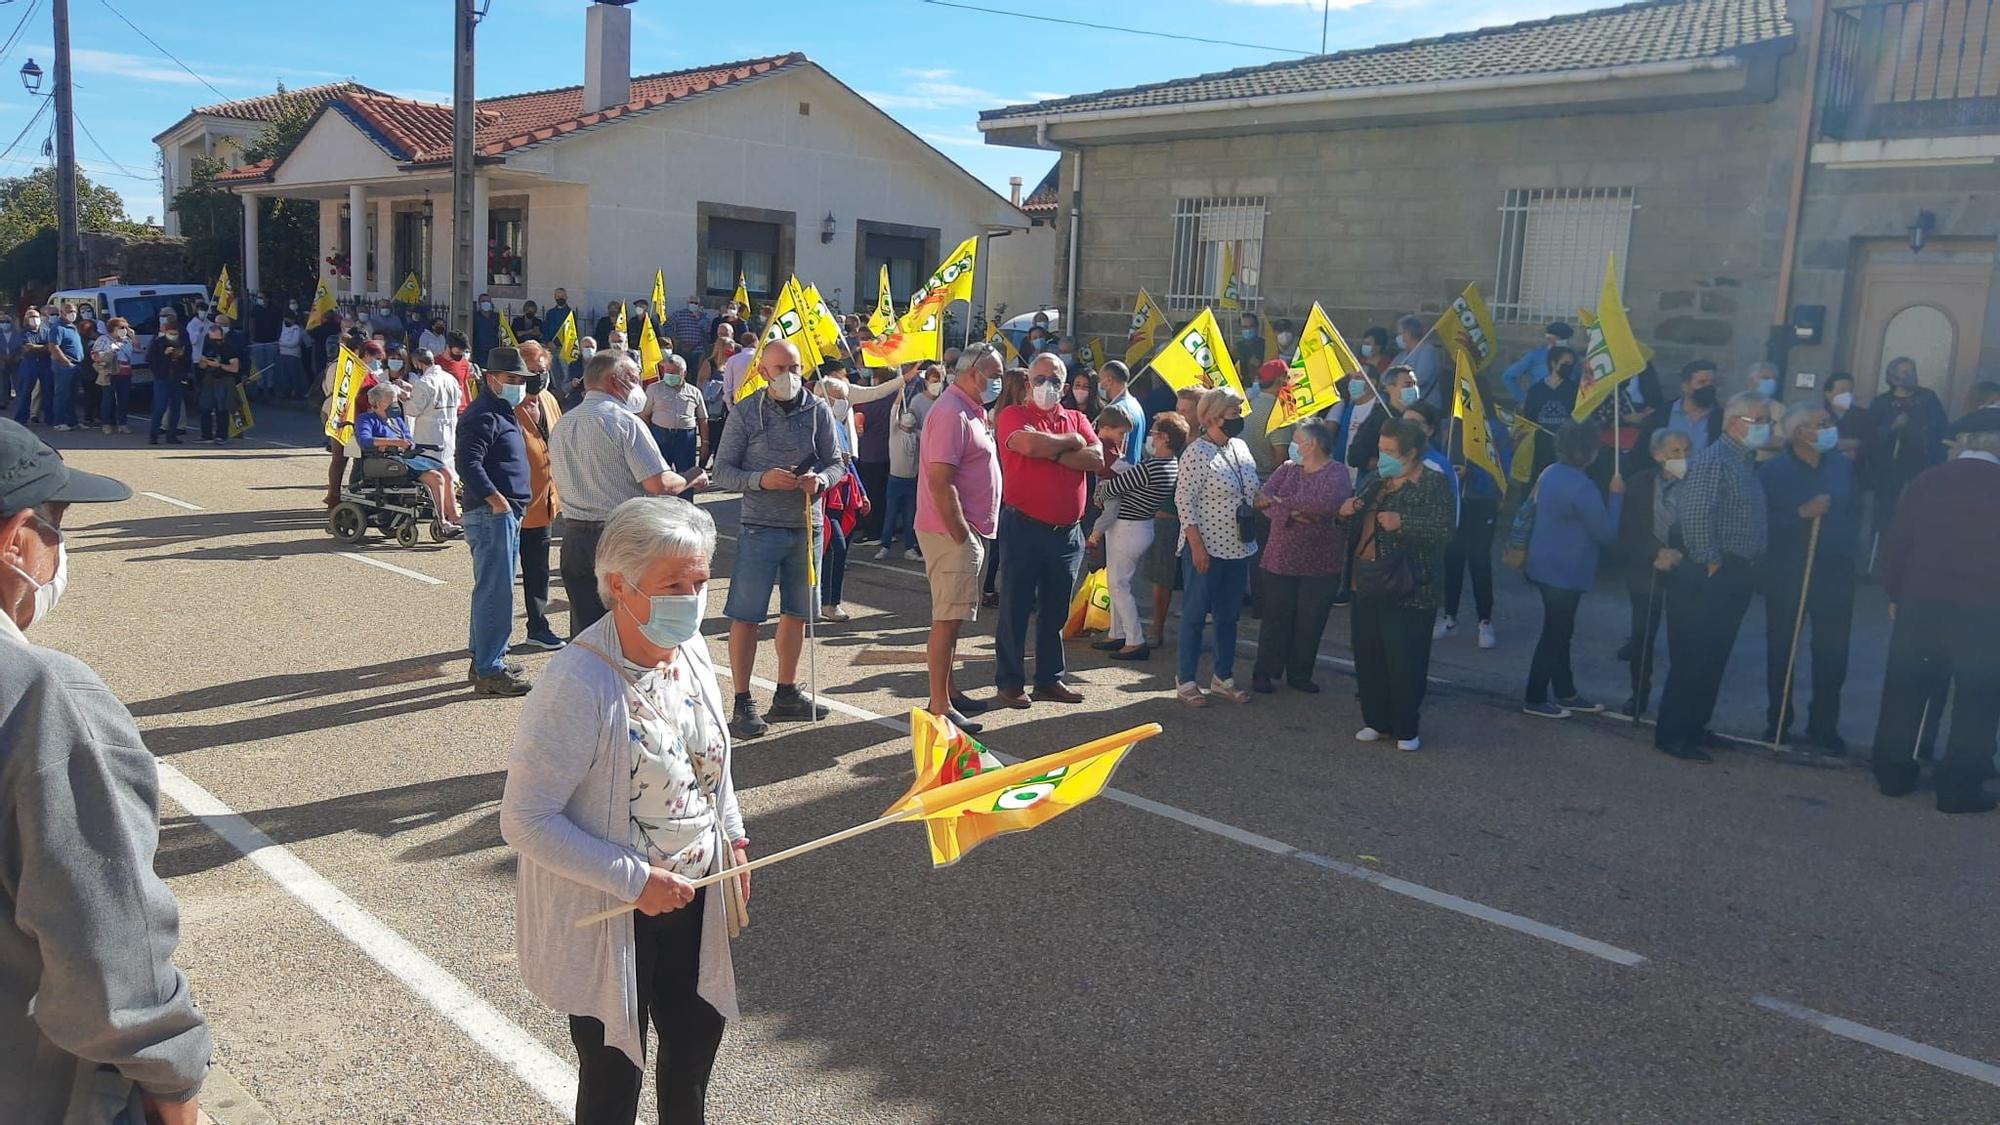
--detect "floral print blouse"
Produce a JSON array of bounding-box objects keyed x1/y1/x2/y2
[{"x1": 620, "y1": 654, "x2": 726, "y2": 877}]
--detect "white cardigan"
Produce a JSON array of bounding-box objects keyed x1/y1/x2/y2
[{"x1": 500, "y1": 614, "x2": 744, "y2": 1066}]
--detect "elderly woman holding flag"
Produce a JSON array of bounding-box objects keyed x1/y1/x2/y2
[{"x1": 502, "y1": 496, "x2": 748, "y2": 1125}]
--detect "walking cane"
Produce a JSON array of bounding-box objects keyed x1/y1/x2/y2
[
  {"x1": 1631, "y1": 566, "x2": 1661, "y2": 725},
  {"x1": 805, "y1": 490, "x2": 820, "y2": 723},
  {"x1": 1771, "y1": 515, "x2": 1823, "y2": 750}
]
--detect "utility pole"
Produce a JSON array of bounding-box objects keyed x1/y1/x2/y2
[
  {"x1": 450, "y1": 0, "x2": 481, "y2": 338},
  {"x1": 52, "y1": 0, "x2": 81, "y2": 288}
]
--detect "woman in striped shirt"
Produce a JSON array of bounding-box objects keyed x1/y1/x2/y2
[{"x1": 1094, "y1": 410, "x2": 1188, "y2": 661}]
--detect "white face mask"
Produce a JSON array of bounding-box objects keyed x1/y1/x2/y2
[
  {"x1": 5, "y1": 535, "x2": 68, "y2": 629},
  {"x1": 1031, "y1": 382, "x2": 1061, "y2": 410},
  {"x1": 623, "y1": 386, "x2": 648, "y2": 414},
  {"x1": 1830, "y1": 391, "x2": 1854, "y2": 411},
  {"x1": 767, "y1": 371, "x2": 802, "y2": 402},
  {"x1": 580, "y1": 347, "x2": 597, "y2": 361},
  {"x1": 1663, "y1": 457, "x2": 1688, "y2": 480},
  {"x1": 925, "y1": 379, "x2": 943, "y2": 398},
  {"x1": 829, "y1": 399, "x2": 851, "y2": 420}
]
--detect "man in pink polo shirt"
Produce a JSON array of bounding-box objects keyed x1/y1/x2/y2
[
  {"x1": 991, "y1": 351, "x2": 1104, "y2": 708},
  {"x1": 917, "y1": 342, "x2": 1004, "y2": 731}
]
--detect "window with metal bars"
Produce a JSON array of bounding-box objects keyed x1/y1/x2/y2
[
  {"x1": 1167, "y1": 197, "x2": 1268, "y2": 313},
  {"x1": 1492, "y1": 188, "x2": 1637, "y2": 324}
]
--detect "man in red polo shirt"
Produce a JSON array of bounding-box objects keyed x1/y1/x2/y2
[{"x1": 992, "y1": 352, "x2": 1105, "y2": 708}]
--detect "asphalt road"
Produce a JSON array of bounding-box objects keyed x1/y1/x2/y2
[{"x1": 27, "y1": 406, "x2": 2000, "y2": 1124}]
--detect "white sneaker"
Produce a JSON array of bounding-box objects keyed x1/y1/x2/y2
[
  {"x1": 1355, "y1": 726, "x2": 1383, "y2": 742},
  {"x1": 101, "y1": 424, "x2": 113, "y2": 435},
  {"x1": 903, "y1": 548, "x2": 922, "y2": 561},
  {"x1": 874, "y1": 547, "x2": 891, "y2": 561},
  {"x1": 1398, "y1": 737, "x2": 1422, "y2": 752},
  {"x1": 1433, "y1": 615, "x2": 1456, "y2": 640},
  {"x1": 53, "y1": 424, "x2": 71, "y2": 432},
  {"x1": 1478, "y1": 621, "x2": 1497, "y2": 649},
  {"x1": 820, "y1": 605, "x2": 851, "y2": 623}
]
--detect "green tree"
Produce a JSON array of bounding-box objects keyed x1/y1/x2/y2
[
  {"x1": 0, "y1": 167, "x2": 151, "y2": 255},
  {"x1": 173, "y1": 83, "x2": 321, "y2": 300}
]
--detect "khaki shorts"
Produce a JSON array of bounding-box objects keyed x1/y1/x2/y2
[{"x1": 917, "y1": 529, "x2": 985, "y2": 622}]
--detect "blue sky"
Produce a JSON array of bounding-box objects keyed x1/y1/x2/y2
[{"x1": 0, "y1": 0, "x2": 1582, "y2": 221}]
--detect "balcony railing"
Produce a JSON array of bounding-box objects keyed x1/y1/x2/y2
[{"x1": 1820, "y1": 0, "x2": 2000, "y2": 140}]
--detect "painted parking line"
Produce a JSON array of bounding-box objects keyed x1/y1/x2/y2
[
  {"x1": 140, "y1": 491, "x2": 205, "y2": 511},
  {"x1": 1752, "y1": 995, "x2": 2000, "y2": 1089},
  {"x1": 714, "y1": 657, "x2": 1645, "y2": 968},
  {"x1": 155, "y1": 762, "x2": 586, "y2": 1119},
  {"x1": 336, "y1": 551, "x2": 447, "y2": 586}
]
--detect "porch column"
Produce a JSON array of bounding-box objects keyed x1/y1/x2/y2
[
  {"x1": 377, "y1": 196, "x2": 396, "y2": 299},
  {"x1": 347, "y1": 184, "x2": 367, "y2": 298},
  {"x1": 240, "y1": 193, "x2": 260, "y2": 295}
]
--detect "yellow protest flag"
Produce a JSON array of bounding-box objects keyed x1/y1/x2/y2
[
  {"x1": 651, "y1": 269, "x2": 667, "y2": 324},
  {"x1": 1266, "y1": 302, "x2": 1358, "y2": 435},
  {"x1": 1431, "y1": 283, "x2": 1499, "y2": 374},
  {"x1": 498, "y1": 311, "x2": 519, "y2": 348},
  {"x1": 860, "y1": 305, "x2": 941, "y2": 368},
  {"x1": 1572, "y1": 253, "x2": 1647, "y2": 421},
  {"x1": 323, "y1": 346, "x2": 365, "y2": 444},
  {"x1": 899, "y1": 236, "x2": 978, "y2": 333},
  {"x1": 868, "y1": 265, "x2": 896, "y2": 338},
  {"x1": 393, "y1": 272, "x2": 424, "y2": 305},
  {"x1": 612, "y1": 302, "x2": 627, "y2": 338},
  {"x1": 1217, "y1": 243, "x2": 1240, "y2": 310},
  {"x1": 553, "y1": 313, "x2": 578, "y2": 364},
  {"x1": 802, "y1": 284, "x2": 844, "y2": 356},
  {"x1": 732, "y1": 274, "x2": 751, "y2": 317},
  {"x1": 886, "y1": 709, "x2": 1157, "y2": 867},
  {"x1": 1151, "y1": 308, "x2": 1249, "y2": 412},
  {"x1": 1125, "y1": 288, "x2": 1170, "y2": 367},
  {"x1": 1507, "y1": 413, "x2": 1539, "y2": 484},
  {"x1": 638, "y1": 315, "x2": 664, "y2": 384},
  {"x1": 1259, "y1": 309, "x2": 1282, "y2": 367},
  {"x1": 985, "y1": 318, "x2": 1018, "y2": 366},
  {"x1": 306, "y1": 276, "x2": 337, "y2": 330},
  {"x1": 740, "y1": 277, "x2": 824, "y2": 402},
  {"x1": 1452, "y1": 346, "x2": 1505, "y2": 486},
  {"x1": 212, "y1": 266, "x2": 237, "y2": 320}
]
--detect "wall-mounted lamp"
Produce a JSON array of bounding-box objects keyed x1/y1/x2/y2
[
  {"x1": 339, "y1": 199, "x2": 351, "y2": 222},
  {"x1": 820, "y1": 212, "x2": 836, "y2": 245},
  {"x1": 422, "y1": 190, "x2": 434, "y2": 225},
  {"x1": 1908, "y1": 209, "x2": 1936, "y2": 255}
]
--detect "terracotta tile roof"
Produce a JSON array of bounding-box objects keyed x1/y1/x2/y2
[
  {"x1": 153, "y1": 81, "x2": 384, "y2": 144},
  {"x1": 981, "y1": 0, "x2": 1792, "y2": 123},
  {"x1": 213, "y1": 159, "x2": 275, "y2": 185},
  {"x1": 1020, "y1": 161, "x2": 1059, "y2": 217}
]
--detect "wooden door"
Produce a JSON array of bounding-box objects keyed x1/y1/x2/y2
[{"x1": 1846, "y1": 239, "x2": 1994, "y2": 414}]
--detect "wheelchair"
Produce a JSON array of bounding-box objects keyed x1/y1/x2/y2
[{"x1": 327, "y1": 446, "x2": 455, "y2": 548}]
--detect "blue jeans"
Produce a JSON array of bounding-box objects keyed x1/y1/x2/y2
[
  {"x1": 99, "y1": 376, "x2": 131, "y2": 426},
  {"x1": 10, "y1": 361, "x2": 49, "y2": 423},
  {"x1": 198, "y1": 381, "x2": 234, "y2": 442},
  {"x1": 1178, "y1": 551, "x2": 1250, "y2": 685},
  {"x1": 51, "y1": 363, "x2": 79, "y2": 427},
  {"x1": 651, "y1": 425, "x2": 699, "y2": 473},
  {"x1": 462, "y1": 505, "x2": 521, "y2": 677},
  {"x1": 724, "y1": 523, "x2": 819, "y2": 624},
  {"x1": 149, "y1": 377, "x2": 184, "y2": 440},
  {"x1": 277, "y1": 353, "x2": 306, "y2": 397},
  {"x1": 881, "y1": 475, "x2": 919, "y2": 552},
  {"x1": 821, "y1": 517, "x2": 850, "y2": 605},
  {"x1": 994, "y1": 506, "x2": 1083, "y2": 692},
  {"x1": 249, "y1": 342, "x2": 278, "y2": 398}
]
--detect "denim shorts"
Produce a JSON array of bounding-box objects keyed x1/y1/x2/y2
[{"x1": 724, "y1": 523, "x2": 819, "y2": 624}]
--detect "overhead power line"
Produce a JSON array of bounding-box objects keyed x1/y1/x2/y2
[
  {"x1": 0, "y1": 96, "x2": 51, "y2": 164},
  {"x1": 95, "y1": 0, "x2": 228, "y2": 99},
  {"x1": 918, "y1": 0, "x2": 1314, "y2": 57},
  {"x1": 0, "y1": 0, "x2": 44, "y2": 74},
  {"x1": 74, "y1": 109, "x2": 143, "y2": 178}
]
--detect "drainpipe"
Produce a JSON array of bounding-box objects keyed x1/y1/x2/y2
[
  {"x1": 1038, "y1": 122, "x2": 1083, "y2": 335},
  {"x1": 1771, "y1": 0, "x2": 1829, "y2": 372}
]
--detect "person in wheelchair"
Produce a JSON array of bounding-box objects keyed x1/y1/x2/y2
[{"x1": 356, "y1": 384, "x2": 461, "y2": 536}]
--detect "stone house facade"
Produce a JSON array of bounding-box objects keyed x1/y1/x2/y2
[{"x1": 981, "y1": 0, "x2": 2000, "y2": 411}]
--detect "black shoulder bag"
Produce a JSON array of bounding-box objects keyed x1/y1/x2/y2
[{"x1": 1351, "y1": 491, "x2": 1417, "y2": 602}]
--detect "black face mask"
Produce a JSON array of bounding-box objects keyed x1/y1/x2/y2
[
  {"x1": 526, "y1": 374, "x2": 548, "y2": 396},
  {"x1": 1220, "y1": 416, "x2": 1246, "y2": 438},
  {"x1": 1691, "y1": 385, "x2": 1717, "y2": 409}
]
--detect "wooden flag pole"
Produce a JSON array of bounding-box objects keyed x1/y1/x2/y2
[
  {"x1": 1771, "y1": 515, "x2": 1822, "y2": 749},
  {"x1": 574, "y1": 809, "x2": 922, "y2": 929}
]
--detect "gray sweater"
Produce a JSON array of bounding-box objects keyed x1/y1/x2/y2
[
  {"x1": 0, "y1": 614, "x2": 210, "y2": 1122},
  {"x1": 710, "y1": 390, "x2": 846, "y2": 529}
]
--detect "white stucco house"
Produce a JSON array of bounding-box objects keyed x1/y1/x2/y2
[
  {"x1": 152, "y1": 82, "x2": 382, "y2": 237},
  {"x1": 206, "y1": 4, "x2": 1049, "y2": 323}
]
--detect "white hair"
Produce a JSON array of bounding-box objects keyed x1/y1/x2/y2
[
  {"x1": 1723, "y1": 389, "x2": 1769, "y2": 421},
  {"x1": 1779, "y1": 400, "x2": 1828, "y2": 441},
  {"x1": 819, "y1": 375, "x2": 849, "y2": 399},
  {"x1": 584, "y1": 350, "x2": 637, "y2": 389},
  {"x1": 958, "y1": 342, "x2": 1002, "y2": 376},
  {"x1": 1745, "y1": 360, "x2": 1779, "y2": 382},
  {"x1": 1028, "y1": 351, "x2": 1067, "y2": 381},
  {"x1": 594, "y1": 497, "x2": 718, "y2": 604},
  {"x1": 1960, "y1": 430, "x2": 2000, "y2": 456},
  {"x1": 367, "y1": 383, "x2": 399, "y2": 408},
  {"x1": 1649, "y1": 427, "x2": 1690, "y2": 456},
  {"x1": 662, "y1": 353, "x2": 688, "y2": 375}
]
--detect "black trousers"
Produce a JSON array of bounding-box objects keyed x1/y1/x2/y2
[
  {"x1": 1626, "y1": 573, "x2": 1666, "y2": 711},
  {"x1": 571, "y1": 895, "x2": 725, "y2": 1125},
  {"x1": 1525, "y1": 582, "x2": 1583, "y2": 705},
  {"x1": 520, "y1": 524, "x2": 554, "y2": 638},
  {"x1": 1762, "y1": 555, "x2": 1855, "y2": 737},
  {"x1": 1443, "y1": 497, "x2": 1497, "y2": 622},
  {"x1": 855, "y1": 459, "x2": 889, "y2": 539},
  {"x1": 1351, "y1": 596, "x2": 1435, "y2": 741},
  {"x1": 561, "y1": 519, "x2": 609, "y2": 639},
  {"x1": 1872, "y1": 598, "x2": 2000, "y2": 794},
  {"x1": 1253, "y1": 571, "x2": 1338, "y2": 684},
  {"x1": 1655, "y1": 558, "x2": 1757, "y2": 747}
]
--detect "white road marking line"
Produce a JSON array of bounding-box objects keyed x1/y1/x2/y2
[
  {"x1": 246, "y1": 437, "x2": 308, "y2": 449},
  {"x1": 715, "y1": 657, "x2": 1643, "y2": 967},
  {"x1": 1752, "y1": 995, "x2": 2000, "y2": 1089},
  {"x1": 336, "y1": 551, "x2": 446, "y2": 585},
  {"x1": 155, "y1": 762, "x2": 583, "y2": 1118},
  {"x1": 140, "y1": 491, "x2": 205, "y2": 511}
]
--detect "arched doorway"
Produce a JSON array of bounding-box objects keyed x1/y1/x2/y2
[{"x1": 1875, "y1": 304, "x2": 1954, "y2": 395}]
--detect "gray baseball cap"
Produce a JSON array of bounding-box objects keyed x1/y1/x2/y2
[{"x1": 0, "y1": 419, "x2": 132, "y2": 515}]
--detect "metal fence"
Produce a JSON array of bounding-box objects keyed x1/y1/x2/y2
[
  {"x1": 1822, "y1": 0, "x2": 2000, "y2": 139},
  {"x1": 1166, "y1": 196, "x2": 1268, "y2": 313},
  {"x1": 1490, "y1": 187, "x2": 1637, "y2": 324}
]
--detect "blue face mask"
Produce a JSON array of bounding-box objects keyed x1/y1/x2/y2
[
  {"x1": 1398, "y1": 384, "x2": 1421, "y2": 407},
  {"x1": 1812, "y1": 426, "x2": 1839, "y2": 453},
  {"x1": 1288, "y1": 441, "x2": 1303, "y2": 464},
  {"x1": 1349, "y1": 377, "x2": 1370, "y2": 397},
  {"x1": 1377, "y1": 451, "x2": 1407, "y2": 478},
  {"x1": 1744, "y1": 422, "x2": 1772, "y2": 448},
  {"x1": 495, "y1": 381, "x2": 526, "y2": 406},
  {"x1": 1757, "y1": 377, "x2": 1779, "y2": 398},
  {"x1": 622, "y1": 584, "x2": 706, "y2": 648}
]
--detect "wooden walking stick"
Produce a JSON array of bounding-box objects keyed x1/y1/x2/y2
[
  {"x1": 1771, "y1": 515, "x2": 1823, "y2": 749},
  {"x1": 1630, "y1": 565, "x2": 1662, "y2": 725}
]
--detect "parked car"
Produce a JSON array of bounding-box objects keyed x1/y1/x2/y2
[{"x1": 48, "y1": 284, "x2": 209, "y2": 387}]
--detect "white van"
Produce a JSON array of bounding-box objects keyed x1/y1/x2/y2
[{"x1": 49, "y1": 284, "x2": 209, "y2": 385}]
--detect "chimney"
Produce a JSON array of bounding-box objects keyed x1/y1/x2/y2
[
  {"x1": 1009, "y1": 176, "x2": 1023, "y2": 206},
  {"x1": 583, "y1": 2, "x2": 633, "y2": 115}
]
